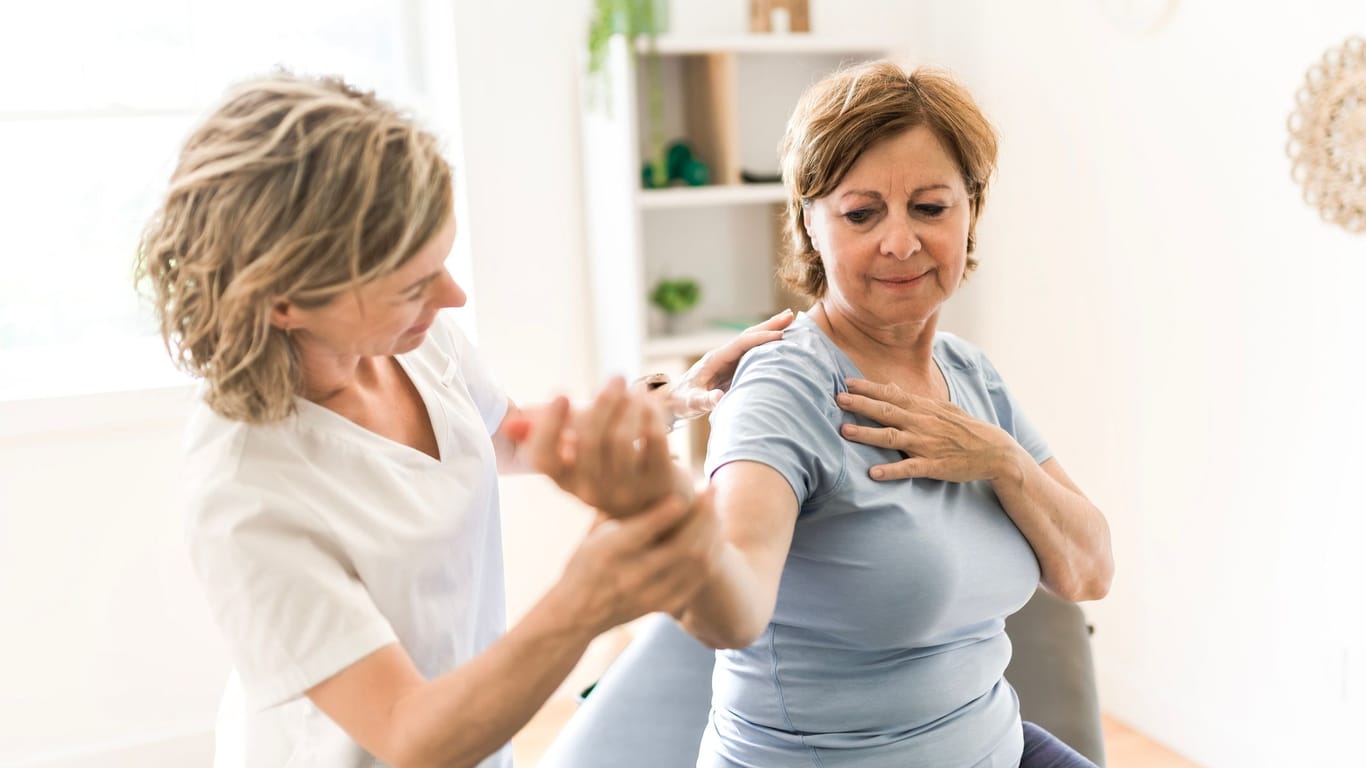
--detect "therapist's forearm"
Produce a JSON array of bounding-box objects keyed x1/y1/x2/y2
[{"x1": 387, "y1": 584, "x2": 596, "y2": 767}]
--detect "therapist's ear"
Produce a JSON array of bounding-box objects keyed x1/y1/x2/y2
[{"x1": 268, "y1": 298, "x2": 296, "y2": 331}]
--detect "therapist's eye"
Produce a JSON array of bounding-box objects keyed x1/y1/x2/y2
[{"x1": 843, "y1": 208, "x2": 876, "y2": 224}]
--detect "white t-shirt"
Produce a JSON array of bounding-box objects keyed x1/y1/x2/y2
[{"x1": 181, "y1": 312, "x2": 512, "y2": 768}]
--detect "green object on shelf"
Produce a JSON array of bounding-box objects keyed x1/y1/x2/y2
[
  {"x1": 681, "y1": 158, "x2": 710, "y2": 186},
  {"x1": 666, "y1": 141, "x2": 694, "y2": 178},
  {"x1": 649, "y1": 278, "x2": 701, "y2": 314},
  {"x1": 641, "y1": 162, "x2": 667, "y2": 189}
]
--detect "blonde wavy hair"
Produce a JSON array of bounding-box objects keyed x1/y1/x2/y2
[
  {"x1": 778, "y1": 62, "x2": 998, "y2": 298},
  {"x1": 136, "y1": 72, "x2": 453, "y2": 424}
]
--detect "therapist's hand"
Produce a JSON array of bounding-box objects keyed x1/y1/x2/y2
[
  {"x1": 522, "y1": 377, "x2": 684, "y2": 517},
  {"x1": 664, "y1": 309, "x2": 794, "y2": 420},
  {"x1": 558, "y1": 487, "x2": 722, "y2": 630}
]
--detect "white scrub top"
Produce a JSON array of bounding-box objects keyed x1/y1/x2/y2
[{"x1": 181, "y1": 311, "x2": 512, "y2": 768}]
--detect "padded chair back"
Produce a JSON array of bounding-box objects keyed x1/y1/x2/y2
[{"x1": 1005, "y1": 589, "x2": 1106, "y2": 765}]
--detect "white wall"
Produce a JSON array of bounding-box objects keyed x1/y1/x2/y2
[
  {"x1": 0, "y1": 392, "x2": 221, "y2": 766},
  {"x1": 912, "y1": 2, "x2": 1366, "y2": 765}
]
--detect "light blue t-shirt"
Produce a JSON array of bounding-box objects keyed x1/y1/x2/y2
[{"x1": 700, "y1": 312, "x2": 1052, "y2": 768}]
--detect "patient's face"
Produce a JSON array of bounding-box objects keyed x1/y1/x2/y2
[{"x1": 803, "y1": 125, "x2": 971, "y2": 331}]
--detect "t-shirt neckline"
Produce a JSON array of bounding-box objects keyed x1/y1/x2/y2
[{"x1": 795, "y1": 310, "x2": 958, "y2": 406}]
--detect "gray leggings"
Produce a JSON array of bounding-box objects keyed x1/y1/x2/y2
[{"x1": 1021, "y1": 721, "x2": 1099, "y2": 768}]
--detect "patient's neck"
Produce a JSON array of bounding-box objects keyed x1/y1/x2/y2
[{"x1": 813, "y1": 301, "x2": 948, "y2": 401}]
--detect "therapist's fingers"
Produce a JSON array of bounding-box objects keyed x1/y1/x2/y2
[
  {"x1": 614, "y1": 490, "x2": 694, "y2": 547},
  {"x1": 572, "y1": 491, "x2": 720, "y2": 627},
  {"x1": 637, "y1": 398, "x2": 672, "y2": 489},
  {"x1": 629, "y1": 488, "x2": 720, "y2": 612},
  {"x1": 609, "y1": 392, "x2": 674, "y2": 501},
  {"x1": 605, "y1": 393, "x2": 645, "y2": 481},
  {"x1": 577, "y1": 377, "x2": 627, "y2": 486}
]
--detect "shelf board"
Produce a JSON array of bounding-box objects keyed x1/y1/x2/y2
[
  {"x1": 636, "y1": 34, "x2": 894, "y2": 56},
  {"x1": 638, "y1": 183, "x2": 786, "y2": 209},
  {"x1": 641, "y1": 329, "x2": 743, "y2": 360}
]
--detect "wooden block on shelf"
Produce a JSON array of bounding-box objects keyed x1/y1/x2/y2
[
  {"x1": 683, "y1": 52, "x2": 740, "y2": 185},
  {"x1": 749, "y1": 0, "x2": 811, "y2": 34}
]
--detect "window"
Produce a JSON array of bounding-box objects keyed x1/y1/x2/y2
[{"x1": 0, "y1": 0, "x2": 464, "y2": 401}]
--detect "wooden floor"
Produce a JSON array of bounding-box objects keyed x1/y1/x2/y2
[
  {"x1": 1101, "y1": 715, "x2": 1203, "y2": 767},
  {"x1": 511, "y1": 628, "x2": 1203, "y2": 767}
]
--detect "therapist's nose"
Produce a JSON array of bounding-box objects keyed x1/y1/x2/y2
[{"x1": 434, "y1": 270, "x2": 467, "y2": 309}]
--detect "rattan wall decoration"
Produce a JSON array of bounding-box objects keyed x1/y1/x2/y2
[{"x1": 1287, "y1": 36, "x2": 1366, "y2": 234}]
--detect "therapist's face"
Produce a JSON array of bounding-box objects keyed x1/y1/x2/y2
[{"x1": 276, "y1": 213, "x2": 465, "y2": 358}]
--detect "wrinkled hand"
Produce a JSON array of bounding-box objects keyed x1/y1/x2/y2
[
  {"x1": 560, "y1": 487, "x2": 722, "y2": 632},
  {"x1": 667, "y1": 309, "x2": 794, "y2": 420},
  {"x1": 835, "y1": 377, "x2": 1021, "y2": 483},
  {"x1": 523, "y1": 377, "x2": 678, "y2": 517}
]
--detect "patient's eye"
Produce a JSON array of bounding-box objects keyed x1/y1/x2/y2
[
  {"x1": 914, "y1": 204, "x2": 947, "y2": 218},
  {"x1": 843, "y1": 208, "x2": 875, "y2": 224}
]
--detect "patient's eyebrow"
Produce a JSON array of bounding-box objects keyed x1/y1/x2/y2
[{"x1": 839, "y1": 184, "x2": 953, "y2": 200}]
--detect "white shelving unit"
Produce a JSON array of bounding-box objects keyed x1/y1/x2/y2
[
  {"x1": 637, "y1": 182, "x2": 786, "y2": 209},
  {"x1": 641, "y1": 34, "x2": 896, "y2": 55},
  {"x1": 580, "y1": 33, "x2": 889, "y2": 463}
]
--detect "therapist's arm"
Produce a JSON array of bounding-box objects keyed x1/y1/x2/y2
[
  {"x1": 674, "y1": 460, "x2": 799, "y2": 650},
  {"x1": 307, "y1": 492, "x2": 717, "y2": 768}
]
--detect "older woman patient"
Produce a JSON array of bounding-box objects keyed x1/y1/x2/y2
[{"x1": 674, "y1": 62, "x2": 1114, "y2": 767}]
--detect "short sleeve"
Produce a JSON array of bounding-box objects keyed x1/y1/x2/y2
[
  {"x1": 185, "y1": 478, "x2": 398, "y2": 711},
  {"x1": 978, "y1": 353, "x2": 1052, "y2": 465},
  {"x1": 431, "y1": 312, "x2": 508, "y2": 434},
  {"x1": 704, "y1": 344, "x2": 846, "y2": 506}
]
